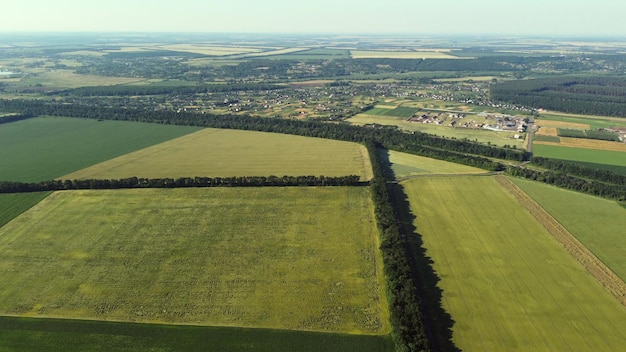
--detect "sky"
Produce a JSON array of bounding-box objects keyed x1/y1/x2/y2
[{"x1": 1, "y1": 0, "x2": 625, "y2": 37}]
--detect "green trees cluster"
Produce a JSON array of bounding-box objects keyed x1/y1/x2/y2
[
  {"x1": 0, "y1": 175, "x2": 362, "y2": 194},
  {"x1": 491, "y1": 76, "x2": 626, "y2": 117},
  {"x1": 366, "y1": 141, "x2": 430, "y2": 351}
]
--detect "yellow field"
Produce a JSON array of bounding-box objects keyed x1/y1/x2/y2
[
  {"x1": 536, "y1": 126, "x2": 558, "y2": 136},
  {"x1": 350, "y1": 50, "x2": 463, "y2": 59},
  {"x1": 535, "y1": 137, "x2": 626, "y2": 152},
  {"x1": 535, "y1": 119, "x2": 590, "y2": 130},
  {"x1": 61, "y1": 128, "x2": 373, "y2": 181},
  {"x1": 387, "y1": 150, "x2": 485, "y2": 178},
  {"x1": 0, "y1": 187, "x2": 389, "y2": 334}
]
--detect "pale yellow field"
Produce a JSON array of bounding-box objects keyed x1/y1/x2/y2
[
  {"x1": 387, "y1": 150, "x2": 485, "y2": 178},
  {"x1": 155, "y1": 44, "x2": 262, "y2": 56},
  {"x1": 60, "y1": 50, "x2": 107, "y2": 57},
  {"x1": 433, "y1": 76, "x2": 498, "y2": 82},
  {"x1": 21, "y1": 70, "x2": 143, "y2": 88},
  {"x1": 536, "y1": 126, "x2": 558, "y2": 136},
  {"x1": 535, "y1": 119, "x2": 590, "y2": 130},
  {"x1": 535, "y1": 137, "x2": 626, "y2": 152},
  {"x1": 236, "y1": 47, "x2": 310, "y2": 57},
  {"x1": 61, "y1": 128, "x2": 373, "y2": 181},
  {"x1": 350, "y1": 50, "x2": 463, "y2": 59}
]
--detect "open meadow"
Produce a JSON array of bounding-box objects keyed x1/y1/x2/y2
[
  {"x1": 511, "y1": 178, "x2": 626, "y2": 282},
  {"x1": 402, "y1": 176, "x2": 626, "y2": 351},
  {"x1": 0, "y1": 187, "x2": 389, "y2": 335},
  {"x1": 61, "y1": 128, "x2": 373, "y2": 181},
  {"x1": 0, "y1": 117, "x2": 201, "y2": 182}
]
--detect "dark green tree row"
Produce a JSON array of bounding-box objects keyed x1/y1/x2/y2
[
  {"x1": 0, "y1": 113, "x2": 34, "y2": 125},
  {"x1": 366, "y1": 141, "x2": 429, "y2": 351},
  {"x1": 506, "y1": 166, "x2": 626, "y2": 201},
  {"x1": 0, "y1": 175, "x2": 362, "y2": 194},
  {"x1": 55, "y1": 83, "x2": 287, "y2": 97},
  {"x1": 531, "y1": 157, "x2": 626, "y2": 186},
  {"x1": 0, "y1": 99, "x2": 526, "y2": 167},
  {"x1": 491, "y1": 76, "x2": 626, "y2": 117}
]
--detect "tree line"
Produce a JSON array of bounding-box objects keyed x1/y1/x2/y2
[
  {"x1": 506, "y1": 165, "x2": 626, "y2": 201},
  {"x1": 0, "y1": 99, "x2": 527, "y2": 168},
  {"x1": 531, "y1": 157, "x2": 626, "y2": 185},
  {"x1": 0, "y1": 175, "x2": 362, "y2": 194},
  {"x1": 0, "y1": 113, "x2": 35, "y2": 125},
  {"x1": 366, "y1": 140, "x2": 430, "y2": 351}
]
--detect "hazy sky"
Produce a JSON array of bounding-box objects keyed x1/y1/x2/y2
[{"x1": 2, "y1": 0, "x2": 625, "y2": 36}]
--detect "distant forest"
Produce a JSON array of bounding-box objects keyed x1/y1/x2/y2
[{"x1": 490, "y1": 76, "x2": 626, "y2": 117}]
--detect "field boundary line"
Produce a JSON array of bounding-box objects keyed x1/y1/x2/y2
[{"x1": 496, "y1": 175, "x2": 626, "y2": 306}]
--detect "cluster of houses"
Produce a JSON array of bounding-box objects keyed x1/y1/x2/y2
[{"x1": 408, "y1": 111, "x2": 528, "y2": 138}]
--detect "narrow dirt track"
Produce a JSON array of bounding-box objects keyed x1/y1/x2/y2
[{"x1": 496, "y1": 176, "x2": 626, "y2": 306}]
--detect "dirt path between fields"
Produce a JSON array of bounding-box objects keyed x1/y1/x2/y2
[{"x1": 496, "y1": 175, "x2": 626, "y2": 307}]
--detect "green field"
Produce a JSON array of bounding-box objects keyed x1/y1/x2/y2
[
  {"x1": 532, "y1": 144, "x2": 626, "y2": 167},
  {"x1": 0, "y1": 117, "x2": 201, "y2": 182},
  {"x1": 402, "y1": 176, "x2": 626, "y2": 351},
  {"x1": 61, "y1": 128, "x2": 373, "y2": 181},
  {"x1": 0, "y1": 316, "x2": 393, "y2": 352},
  {"x1": 384, "y1": 150, "x2": 485, "y2": 178},
  {"x1": 0, "y1": 193, "x2": 50, "y2": 228},
  {"x1": 363, "y1": 106, "x2": 418, "y2": 118},
  {"x1": 0, "y1": 187, "x2": 389, "y2": 334},
  {"x1": 511, "y1": 178, "x2": 626, "y2": 281}
]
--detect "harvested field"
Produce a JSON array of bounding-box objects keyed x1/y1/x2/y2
[
  {"x1": 497, "y1": 176, "x2": 626, "y2": 306},
  {"x1": 535, "y1": 119, "x2": 590, "y2": 130},
  {"x1": 536, "y1": 126, "x2": 558, "y2": 136},
  {"x1": 60, "y1": 128, "x2": 373, "y2": 181},
  {"x1": 534, "y1": 138, "x2": 626, "y2": 152},
  {"x1": 0, "y1": 187, "x2": 389, "y2": 334}
]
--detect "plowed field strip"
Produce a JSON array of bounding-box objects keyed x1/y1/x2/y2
[{"x1": 496, "y1": 176, "x2": 626, "y2": 306}]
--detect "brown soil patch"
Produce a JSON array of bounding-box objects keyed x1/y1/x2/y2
[{"x1": 496, "y1": 176, "x2": 626, "y2": 306}]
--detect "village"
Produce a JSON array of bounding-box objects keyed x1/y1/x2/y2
[{"x1": 408, "y1": 111, "x2": 529, "y2": 138}]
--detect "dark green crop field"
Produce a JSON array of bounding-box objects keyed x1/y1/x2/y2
[
  {"x1": 0, "y1": 117, "x2": 200, "y2": 182},
  {"x1": 0, "y1": 316, "x2": 393, "y2": 352}
]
